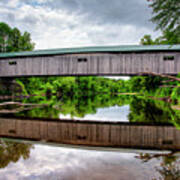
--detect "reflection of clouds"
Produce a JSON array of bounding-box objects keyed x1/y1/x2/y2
[
  {"x1": 59, "y1": 105, "x2": 130, "y2": 122},
  {"x1": 136, "y1": 152, "x2": 180, "y2": 180},
  {"x1": 0, "y1": 144, "x2": 163, "y2": 180}
]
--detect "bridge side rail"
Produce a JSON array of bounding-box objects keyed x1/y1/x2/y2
[{"x1": 0, "y1": 52, "x2": 180, "y2": 77}]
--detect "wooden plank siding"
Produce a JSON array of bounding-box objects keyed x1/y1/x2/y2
[
  {"x1": 0, "y1": 117, "x2": 180, "y2": 150},
  {"x1": 0, "y1": 52, "x2": 180, "y2": 77}
]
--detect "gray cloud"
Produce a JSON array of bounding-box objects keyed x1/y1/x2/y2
[
  {"x1": 42, "y1": 0, "x2": 154, "y2": 29},
  {"x1": 21, "y1": 16, "x2": 39, "y2": 26},
  {"x1": 1, "y1": 12, "x2": 15, "y2": 22},
  {"x1": 0, "y1": 0, "x2": 155, "y2": 30}
]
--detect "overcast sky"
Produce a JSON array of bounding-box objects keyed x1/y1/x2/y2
[{"x1": 0, "y1": 0, "x2": 160, "y2": 50}]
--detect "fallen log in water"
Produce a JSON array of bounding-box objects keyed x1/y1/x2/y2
[
  {"x1": 0, "y1": 102, "x2": 48, "y2": 113},
  {"x1": 171, "y1": 105, "x2": 180, "y2": 111},
  {"x1": 0, "y1": 94, "x2": 46, "y2": 100},
  {"x1": 138, "y1": 72, "x2": 180, "y2": 82}
]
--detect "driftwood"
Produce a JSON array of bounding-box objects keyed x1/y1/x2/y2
[
  {"x1": 0, "y1": 101, "x2": 48, "y2": 114},
  {"x1": 138, "y1": 72, "x2": 180, "y2": 82},
  {"x1": 171, "y1": 105, "x2": 180, "y2": 110},
  {"x1": 0, "y1": 102, "x2": 39, "y2": 107},
  {"x1": 116, "y1": 93, "x2": 138, "y2": 95},
  {"x1": 135, "y1": 152, "x2": 177, "y2": 162},
  {"x1": 0, "y1": 107, "x2": 36, "y2": 113},
  {"x1": 0, "y1": 94, "x2": 46, "y2": 100},
  {"x1": 147, "y1": 96, "x2": 172, "y2": 103},
  {"x1": 162, "y1": 79, "x2": 177, "y2": 83},
  {"x1": 160, "y1": 85, "x2": 180, "y2": 88}
]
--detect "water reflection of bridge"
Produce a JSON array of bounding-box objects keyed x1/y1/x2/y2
[{"x1": 0, "y1": 117, "x2": 180, "y2": 150}]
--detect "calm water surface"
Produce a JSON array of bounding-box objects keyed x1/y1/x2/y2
[
  {"x1": 0, "y1": 141, "x2": 179, "y2": 180},
  {"x1": 0, "y1": 95, "x2": 179, "y2": 179},
  {"x1": 59, "y1": 105, "x2": 130, "y2": 121},
  {"x1": 1, "y1": 95, "x2": 177, "y2": 125}
]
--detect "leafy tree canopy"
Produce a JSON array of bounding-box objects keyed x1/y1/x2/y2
[
  {"x1": 0, "y1": 22, "x2": 35, "y2": 53},
  {"x1": 140, "y1": 30, "x2": 180, "y2": 45},
  {"x1": 148, "y1": 0, "x2": 180, "y2": 35},
  {"x1": 141, "y1": 0, "x2": 180, "y2": 45}
]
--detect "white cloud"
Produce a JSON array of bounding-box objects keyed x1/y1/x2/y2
[
  {"x1": 0, "y1": 0, "x2": 160, "y2": 50},
  {"x1": 0, "y1": 0, "x2": 20, "y2": 8}
]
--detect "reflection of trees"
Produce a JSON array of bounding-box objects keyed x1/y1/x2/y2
[
  {"x1": 136, "y1": 152, "x2": 180, "y2": 180},
  {"x1": 15, "y1": 94, "x2": 131, "y2": 119},
  {"x1": 4, "y1": 95, "x2": 180, "y2": 128},
  {"x1": 1, "y1": 84, "x2": 180, "y2": 127},
  {"x1": 155, "y1": 162, "x2": 180, "y2": 180},
  {"x1": 0, "y1": 102, "x2": 47, "y2": 114},
  {"x1": 128, "y1": 97, "x2": 180, "y2": 127},
  {"x1": 128, "y1": 97, "x2": 171, "y2": 123},
  {"x1": 0, "y1": 140, "x2": 33, "y2": 168}
]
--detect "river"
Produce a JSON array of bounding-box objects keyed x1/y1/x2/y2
[{"x1": 0, "y1": 94, "x2": 179, "y2": 180}]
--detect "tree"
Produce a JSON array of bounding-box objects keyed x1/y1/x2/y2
[
  {"x1": 140, "y1": 35, "x2": 156, "y2": 45},
  {"x1": 139, "y1": 1, "x2": 180, "y2": 102},
  {"x1": 141, "y1": 0, "x2": 180, "y2": 45},
  {"x1": 140, "y1": 30, "x2": 180, "y2": 45},
  {"x1": 148, "y1": 0, "x2": 180, "y2": 36},
  {"x1": 0, "y1": 22, "x2": 35, "y2": 53},
  {"x1": 0, "y1": 23, "x2": 12, "y2": 52}
]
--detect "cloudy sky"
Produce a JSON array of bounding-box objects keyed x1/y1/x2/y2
[{"x1": 0, "y1": 0, "x2": 160, "y2": 50}]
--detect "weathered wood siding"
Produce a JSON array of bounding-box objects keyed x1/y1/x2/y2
[
  {"x1": 0, "y1": 118, "x2": 180, "y2": 150},
  {"x1": 0, "y1": 52, "x2": 180, "y2": 77}
]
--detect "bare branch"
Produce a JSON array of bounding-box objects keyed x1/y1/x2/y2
[
  {"x1": 161, "y1": 79, "x2": 176, "y2": 83},
  {"x1": 138, "y1": 72, "x2": 180, "y2": 82},
  {"x1": 159, "y1": 85, "x2": 180, "y2": 88}
]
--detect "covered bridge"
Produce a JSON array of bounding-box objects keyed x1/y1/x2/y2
[{"x1": 0, "y1": 44, "x2": 180, "y2": 77}]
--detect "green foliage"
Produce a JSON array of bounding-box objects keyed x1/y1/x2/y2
[
  {"x1": 12, "y1": 91, "x2": 180, "y2": 128},
  {"x1": 128, "y1": 97, "x2": 171, "y2": 123},
  {"x1": 140, "y1": 35, "x2": 157, "y2": 45},
  {"x1": 0, "y1": 75, "x2": 179, "y2": 127},
  {"x1": 141, "y1": 0, "x2": 180, "y2": 45},
  {"x1": 15, "y1": 76, "x2": 131, "y2": 118},
  {"x1": 171, "y1": 87, "x2": 180, "y2": 103},
  {"x1": 0, "y1": 22, "x2": 35, "y2": 53},
  {"x1": 148, "y1": 0, "x2": 180, "y2": 35},
  {"x1": 13, "y1": 75, "x2": 180, "y2": 120},
  {"x1": 129, "y1": 76, "x2": 162, "y2": 93},
  {"x1": 140, "y1": 1, "x2": 180, "y2": 103},
  {"x1": 128, "y1": 96, "x2": 180, "y2": 127},
  {"x1": 16, "y1": 76, "x2": 129, "y2": 98},
  {"x1": 140, "y1": 30, "x2": 180, "y2": 45},
  {"x1": 0, "y1": 23, "x2": 11, "y2": 52}
]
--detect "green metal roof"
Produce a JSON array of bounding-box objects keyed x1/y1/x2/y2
[{"x1": 0, "y1": 44, "x2": 180, "y2": 58}]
